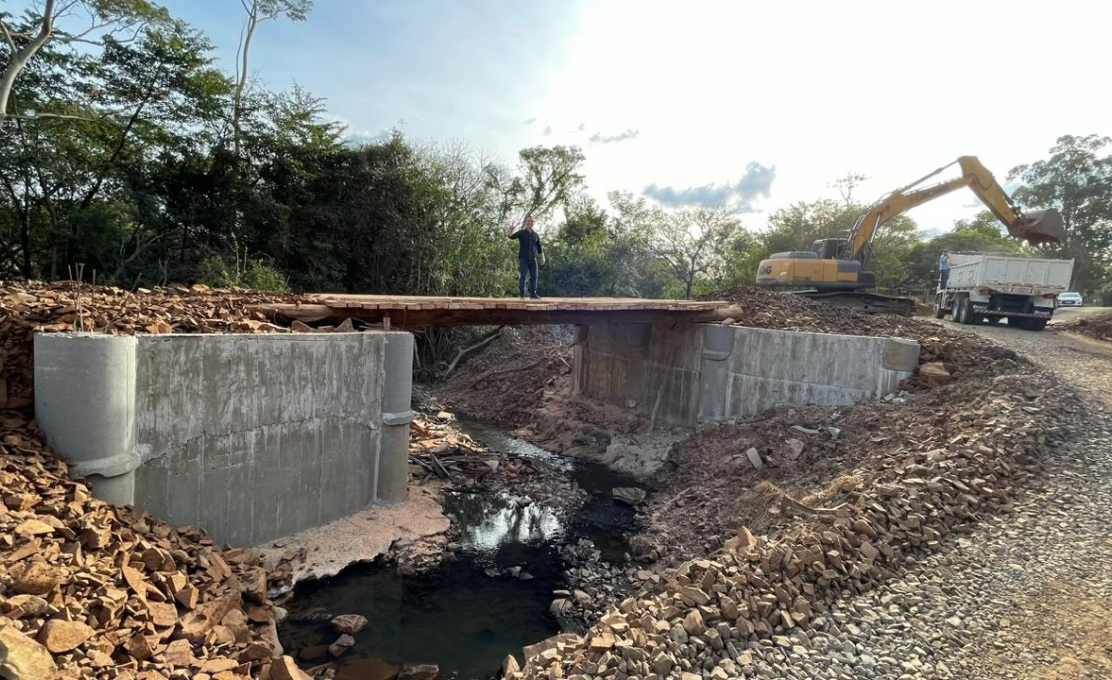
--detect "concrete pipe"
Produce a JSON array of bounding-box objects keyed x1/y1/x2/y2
[
  {"x1": 34, "y1": 334, "x2": 140, "y2": 506},
  {"x1": 377, "y1": 332, "x2": 414, "y2": 504}
]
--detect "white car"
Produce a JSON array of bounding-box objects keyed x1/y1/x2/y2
[{"x1": 1058, "y1": 292, "x2": 1083, "y2": 307}]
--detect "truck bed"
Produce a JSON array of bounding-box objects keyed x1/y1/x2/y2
[{"x1": 947, "y1": 253, "x2": 1073, "y2": 295}]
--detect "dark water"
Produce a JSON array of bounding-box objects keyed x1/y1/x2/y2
[
  {"x1": 277, "y1": 420, "x2": 643, "y2": 679},
  {"x1": 279, "y1": 551, "x2": 561, "y2": 679},
  {"x1": 457, "y1": 418, "x2": 640, "y2": 561}
]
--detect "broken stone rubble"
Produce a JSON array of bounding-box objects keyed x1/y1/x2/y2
[
  {"x1": 0, "y1": 407, "x2": 301, "y2": 679},
  {"x1": 510, "y1": 369, "x2": 1068, "y2": 679}
]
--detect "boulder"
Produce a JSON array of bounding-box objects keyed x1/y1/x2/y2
[
  {"x1": 919, "y1": 361, "x2": 952, "y2": 387},
  {"x1": 399, "y1": 663, "x2": 440, "y2": 680},
  {"x1": 745, "y1": 448, "x2": 763, "y2": 470},
  {"x1": 271, "y1": 655, "x2": 313, "y2": 680},
  {"x1": 13, "y1": 563, "x2": 67, "y2": 595},
  {"x1": 329, "y1": 614, "x2": 369, "y2": 636},
  {"x1": 612, "y1": 487, "x2": 647, "y2": 506},
  {"x1": 0, "y1": 625, "x2": 57, "y2": 680},
  {"x1": 328, "y1": 634, "x2": 356, "y2": 657},
  {"x1": 37, "y1": 619, "x2": 95, "y2": 653}
]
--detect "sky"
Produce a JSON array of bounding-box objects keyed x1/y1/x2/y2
[{"x1": 23, "y1": 0, "x2": 1112, "y2": 235}]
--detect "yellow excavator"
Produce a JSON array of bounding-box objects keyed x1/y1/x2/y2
[{"x1": 754, "y1": 156, "x2": 1065, "y2": 314}]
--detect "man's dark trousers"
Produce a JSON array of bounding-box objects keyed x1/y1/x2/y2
[{"x1": 519, "y1": 257, "x2": 538, "y2": 298}]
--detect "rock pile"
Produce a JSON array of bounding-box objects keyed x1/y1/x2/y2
[
  {"x1": 0, "y1": 411, "x2": 301, "y2": 678},
  {"x1": 1, "y1": 282, "x2": 304, "y2": 409},
  {"x1": 1055, "y1": 312, "x2": 1112, "y2": 344},
  {"x1": 514, "y1": 370, "x2": 1070, "y2": 679}
]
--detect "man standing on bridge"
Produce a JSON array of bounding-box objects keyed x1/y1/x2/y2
[
  {"x1": 939, "y1": 250, "x2": 950, "y2": 290},
  {"x1": 508, "y1": 216, "x2": 545, "y2": 299}
]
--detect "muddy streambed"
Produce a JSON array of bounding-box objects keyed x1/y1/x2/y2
[{"x1": 277, "y1": 419, "x2": 642, "y2": 679}]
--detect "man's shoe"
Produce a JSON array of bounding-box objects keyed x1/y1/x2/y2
[
  {"x1": 520, "y1": 295, "x2": 526, "y2": 300},
  {"x1": 530, "y1": 294, "x2": 542, "y2": 299}
]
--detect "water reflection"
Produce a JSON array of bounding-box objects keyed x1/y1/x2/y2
[{"x1": 445, "y1": 492, "x2": 563, "y2": 557}]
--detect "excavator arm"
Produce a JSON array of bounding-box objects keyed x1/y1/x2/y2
[{"x1": 844, "y1": 156, "x2": 1064, "y2": 261}]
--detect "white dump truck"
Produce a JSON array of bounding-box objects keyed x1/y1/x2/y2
[{"x1": 934, "y1": 252, "x2": 1074, "y2": 331}]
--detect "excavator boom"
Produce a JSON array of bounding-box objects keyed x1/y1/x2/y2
[{"x1": 845, "y1": 156, "x2": 1064, "y2": 260}]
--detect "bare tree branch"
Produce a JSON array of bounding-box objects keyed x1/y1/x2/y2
[
  {"x1": 0, "y1": 0, "x2": 56, "y2": 123},
  {"x1": 0, "y1": 18, "x2": 18, "y2": 52},
  {"x1": 3, "y1": 110, "x2": 117, "y2": 124}
]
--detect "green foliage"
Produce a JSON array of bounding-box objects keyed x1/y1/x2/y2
[
  {"x1": 199, "y1": 256, "x2": 291, "y2": 292},
  {"x1": 256, "y1": 0, "x2": 313, "y2": 22},
  {"x1": 1098, "y1": 283, "x2": 1112, "y2": 307},
  {"x1": 4, "y1": 0, "x2": 1111, "y2": 362},
  {"x1": 1009, "y1": 135, "x2": 1112, "y2": 294}
]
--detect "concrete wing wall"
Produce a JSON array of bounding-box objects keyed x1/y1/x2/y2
[
  {"x1": 698, "y1": 324, "x2": 919, "y2": 423},
  {"x1": 575, "y1": 323, "x2": 919, "y2": 427},
  {"x1": 35, "y1": 332, "x2": 414, "y2": 547}
]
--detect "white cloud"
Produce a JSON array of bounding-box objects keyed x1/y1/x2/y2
[
  {"x1": 644, "y1": 162, "x2": 775, "y2": 211},
  {"x1": 589, "y1": 129, "x2": 639, "y2": 144}
]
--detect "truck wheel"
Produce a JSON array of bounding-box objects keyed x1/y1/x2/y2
[
  {"x1": 1024, "y1": 318, "x2": 1047, "y2": 332},
  {"x1": 957, "y1": 298, "x2": 974, "y2": 325},
  {"x1": 934, "y1": 295, "x2": 946, "y2": 319}
]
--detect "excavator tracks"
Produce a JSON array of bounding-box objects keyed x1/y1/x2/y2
[{"x1": 791, "y1": 290, "x2": 916, "y2": 316}]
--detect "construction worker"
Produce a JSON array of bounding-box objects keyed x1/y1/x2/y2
[
  {"x1": 507, "y1": 216, "x2": 545, "y2": 299},
  {"x1": 939, "y1": 250, "x2": 950, "y2": 289}
]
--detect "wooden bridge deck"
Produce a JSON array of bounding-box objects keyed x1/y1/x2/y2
[{"x1": 259, "y1": 294, "x2": 739, "y2": 328}]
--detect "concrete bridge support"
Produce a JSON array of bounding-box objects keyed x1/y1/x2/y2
[
  {"x1": 574, "y1": 323, "x2": 920, "y2": 426},
  {"x1": 34, "y1": 331, "x2": 413, "y2": 547}
]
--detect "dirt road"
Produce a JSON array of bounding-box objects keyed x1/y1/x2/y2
[
  {"x1": 834, "y1": 319, "x2": 1112, "y2": 680},
  {"x1": 1047, "y1": 306, "x2": 1112, "y2": 324}
]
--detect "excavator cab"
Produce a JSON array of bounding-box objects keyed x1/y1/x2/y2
[{"x1": 811, "y1": 238, "x2": 845, "y2": 259}]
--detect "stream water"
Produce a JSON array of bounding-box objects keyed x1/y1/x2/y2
[{"x1": 277, "y1": 419, "x2": 642, "y2": 680}]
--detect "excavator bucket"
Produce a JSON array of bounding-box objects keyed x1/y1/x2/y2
[{"x1": 1008, "y1": 209, "x2": 1066, "y2": 245}]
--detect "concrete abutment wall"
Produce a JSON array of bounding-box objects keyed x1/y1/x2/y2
[
  {"x1": 574, "y1": 323, "x2": 919, "y2": 426},
  {"x1": 34, "y1": 331, "x2": 413, "y2": 547}
]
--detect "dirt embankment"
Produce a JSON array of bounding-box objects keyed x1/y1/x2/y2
[
  {"x1": 515, "y1": 364, "x2": 1075, "y2": 679},
  {"x1": 435, "y1": 325, "x2": 576, "y2": 430},
  {"x1": 1054, "y1": 311, "x2": 1112, "y2": 344}
]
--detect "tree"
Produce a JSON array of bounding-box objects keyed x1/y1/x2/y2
[
  {"x1": 0, "y1": 18, "x2": 229, "y2": 282},
  {"x1": 761, "y1": 199, "x2": 848, "y2": 254},
  {"x1": 614, "y1": 191, "x2": 743, "y2": 299},
  {"x1": 831, "y1": 172, "x2": 869, "y2": 208},
  {"x1": 489, "y1": 145, "x2": 586, "y2": 228},
  {"x1": 231, "y1": 0, "x2": 312, "y2": 156},
  {"x1": 1009, "y1": 135, "x2": 1112, "y2": 294},
  {"x1": 543, "y1": 196, "x2": 623, "y2": 297},
  {"x1": 0, "y1": 0, "x2": 169, "y2": 124}
]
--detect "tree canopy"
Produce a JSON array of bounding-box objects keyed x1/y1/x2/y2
[{"x1": 3, "y1": 2, "x2": 1110, "y2": 369}]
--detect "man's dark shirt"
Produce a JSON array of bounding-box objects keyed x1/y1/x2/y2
[{"x1": 510, "y1": 229, "x2": 543, "y2": 261}]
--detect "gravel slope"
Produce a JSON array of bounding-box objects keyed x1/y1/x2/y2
[{"x1": 790, "y1": 322, "x2": 1112, "y2": 680}]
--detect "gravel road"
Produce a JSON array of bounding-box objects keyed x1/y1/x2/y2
[{"x1": 749, "y1": 321, "x2": 1112, "y2": 680}]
